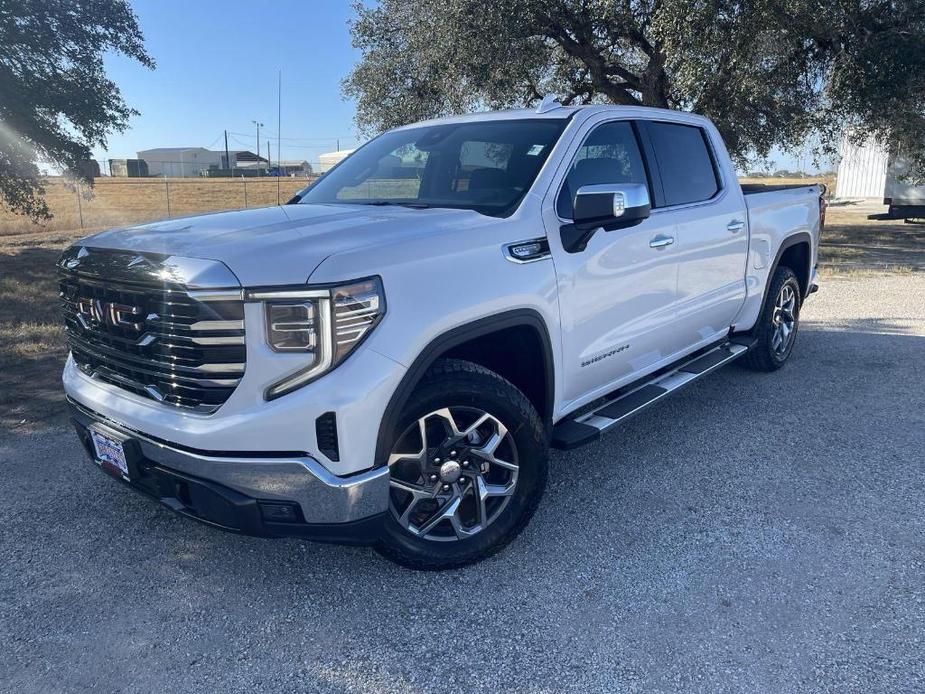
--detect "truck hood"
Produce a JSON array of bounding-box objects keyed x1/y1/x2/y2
[{"x1": 78, "y1": 203, "x2": 484, "y2": 286}]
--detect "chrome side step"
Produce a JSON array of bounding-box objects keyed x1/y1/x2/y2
[{"x1": 551, "y1": 342, "x2": 749, "y2": 450}]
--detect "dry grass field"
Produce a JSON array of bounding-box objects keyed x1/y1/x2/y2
[
  {"x1": 0, "y1": 175, "x2": 833, "y2": 236},
  {"x1": 0, "y1": 176, "x2": 920, "y2": 435},
  {"x1": 0, "y1": 176, "x2": 315, "y2": 235}
]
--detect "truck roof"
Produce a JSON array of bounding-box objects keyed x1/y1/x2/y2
[{"x1": 392, "y1": 103, "x2": 714, "y2": 130}]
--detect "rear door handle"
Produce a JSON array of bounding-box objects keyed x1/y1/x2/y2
[
  {"x1": 727, "y1": 220, "x2": 746, "y2": 233},
  {"x1": 649, "y1": 234, "x2": 674, "y2": 249}
]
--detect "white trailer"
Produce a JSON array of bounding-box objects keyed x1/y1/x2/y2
[{"x1": 835, "y1": 136, "x2": 925, "y2": 220}]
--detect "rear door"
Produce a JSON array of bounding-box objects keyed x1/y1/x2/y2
[{"x1": 641, "y1": 121, "x2": 748, "y2": 345}]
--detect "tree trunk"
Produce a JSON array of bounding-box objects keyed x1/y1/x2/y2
[{"x1": 640, "y1": 51, "x2": 670, "y2": 108}]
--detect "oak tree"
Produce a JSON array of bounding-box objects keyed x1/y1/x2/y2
[
  {"x1": 0, "y1": 0, "x2": 153, "y2": 220},
  {"x1": 344, "y1": 0, "x2": 925, "y2": 172}
]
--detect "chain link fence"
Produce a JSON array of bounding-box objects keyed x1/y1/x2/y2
[{"x1": 0, "y1": 175, "x2": 320, "y2": 234}]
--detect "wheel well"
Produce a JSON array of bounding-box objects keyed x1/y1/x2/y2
[
  {"x1": 441, "y1": 325, "x2": 552, "y2": 423},
  {"x1": 375, "y1": 311, "x2": 554, "y2": 465},
  {"x1": 777, "y1": 240, "x2": 810, "y2": 298}
]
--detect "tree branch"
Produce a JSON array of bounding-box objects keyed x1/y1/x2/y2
[{"x1": 545, "y1": 23, "x2": 643, "y2": 105}]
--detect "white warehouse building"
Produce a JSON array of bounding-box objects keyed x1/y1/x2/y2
[
  {"x1": 317, "y1": 149, "x2": 355, "y2": 173},
  {"x1": 137, "y1": 147, "x2": 224, "y2": 177}
]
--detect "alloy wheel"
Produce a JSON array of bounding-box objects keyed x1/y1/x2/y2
[
  {"x1": 387, "y1": 407, "x2": 519, "y2": 542},
  {"x1": 771, "y1": 283, "x2": 797, "y2": 357}
]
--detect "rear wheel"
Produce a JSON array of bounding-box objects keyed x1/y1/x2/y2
[
  {"x1": 742, "y1": 266, "x2": 802, "y2": 372},
  {"x1": 376, "y1": 359, "x2": 548, "y2": 570}
]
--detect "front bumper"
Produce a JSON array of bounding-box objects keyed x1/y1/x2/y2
[{"x1": 69, "y1": 399, "x2": 389, "y2": 544}]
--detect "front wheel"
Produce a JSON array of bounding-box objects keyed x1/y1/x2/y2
[
  {"x1": 376, "y1": 359, "x2": 548, "y2": 570},
  {"x1": 742, "y1": 266, "x2": 802, "y2": 372}
]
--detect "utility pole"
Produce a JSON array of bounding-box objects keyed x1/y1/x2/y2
[
  {"x1": 267, "y1": 139, "x2": 271, "y2": 173},
  {"x1": 252, "y1": 120, "x2": 264, "y2": 173},
  {"x1": 224, "y1": 130, "x2": 231, "y2": 173},
  {"x1": 277, "y1": 69, "x2": 282, "y2": 203}
]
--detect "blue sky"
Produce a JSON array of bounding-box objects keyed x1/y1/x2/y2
[
  {"x1": 94, "y1": 0, "x2": 362, "y2": 165},
  {"x1": 95, "y1": 0, "x2": 827, "y2": 172}
]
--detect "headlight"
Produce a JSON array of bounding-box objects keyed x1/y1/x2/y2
[
  {"x1": 266, "y1": 302, "x2": 318, "y2": 351},
  {"x1": 247, "y1": 277, "x2": 385, "y2": 399},
  {"x1": 332, "y1": 279, "x2": 385, "y2": 362}
]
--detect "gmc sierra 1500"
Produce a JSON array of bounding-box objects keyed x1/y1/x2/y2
[{"x1": 60, "y1": 101, "x2": 824, "y2": 569}]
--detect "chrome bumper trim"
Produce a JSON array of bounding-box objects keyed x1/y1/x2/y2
[{"x1": 67, "y1": 398, "x2": 389, "y2": 524}]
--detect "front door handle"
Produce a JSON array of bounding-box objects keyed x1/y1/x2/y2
[
  {"x1": 649, "y1": 234, "x2": 674, "y2": 249},
  {"x1": 727, "y1": 220, "x2": 746, "y2": 233}
]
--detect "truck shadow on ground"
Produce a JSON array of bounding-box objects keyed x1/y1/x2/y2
[{"x1": 3, "y1": 320, "x2": 923, "y2": 690}]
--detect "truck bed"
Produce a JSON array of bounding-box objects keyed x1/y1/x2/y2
[{"x1": 741, "y1": 183, "x2": 825, "y2": 195}]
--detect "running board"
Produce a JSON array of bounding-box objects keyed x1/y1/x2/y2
[{"x1": 551, "y1": 342, "x2": 749, "y2": 450}]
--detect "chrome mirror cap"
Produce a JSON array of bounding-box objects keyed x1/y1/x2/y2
[
  {"x1": 573, "y1": 183, "x2": 650, "y2": 218},
  {"x1": 562, "y1": 182, "x2": 652, "y2": 253}
]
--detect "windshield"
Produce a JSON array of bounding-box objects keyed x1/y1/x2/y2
[{"x1": 294, "y1": 119, "x2": 566, "y2": 217}]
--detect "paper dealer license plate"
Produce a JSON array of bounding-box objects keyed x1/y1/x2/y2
[{"x1": 89, "y1": 427, "x2": 130, "y2": 481}]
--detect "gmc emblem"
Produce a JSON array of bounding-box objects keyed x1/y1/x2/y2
[{"x1": 76, "y1": 298, "x2": 144, "y2": 331}]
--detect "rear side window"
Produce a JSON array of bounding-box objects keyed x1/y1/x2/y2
[
  {"x1": 556, "y1": 121, "x2": 649, "y2": 218},
  {"x1": 647, "y1": 122, "x2": 720, "y2": 206}
]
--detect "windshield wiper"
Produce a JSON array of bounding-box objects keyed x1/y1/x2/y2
[{"x1": 360, "y1": 201, "x2": 431, "y2": 209}]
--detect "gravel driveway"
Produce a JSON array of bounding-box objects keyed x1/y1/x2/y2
[{"x1": 2, "y1": 274, "x2": 923, "y2": 693}]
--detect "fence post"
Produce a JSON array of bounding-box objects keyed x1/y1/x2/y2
[
  {"x1": 165, "y1": 178, "x2": 171, "y2": 217},
  {"x1": 75, "y1": 182, "x2": 84, "y2": 229},
  {"x1": 243, "y1": 177, "x2": 248, "y2": 208}
]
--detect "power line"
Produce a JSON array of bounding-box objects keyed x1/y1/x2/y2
[
  {"x1": 227, "y1": 129, "x2": 356, "y2": 142},
  {"x1": 227, "y1": 134, "x2": 253, "y2": 149},
  {"x1": 256, "y1": 143, "x2": 343, "y2": 150},
  {"x1": 265, "y1": 134, "x2": 358, "y2": 142}
]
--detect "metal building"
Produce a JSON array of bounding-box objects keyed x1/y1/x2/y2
[
  {"x1": 835, "y1": 137, "x2": 889, "y2": 199},
  {"x1": 317, "y1": 149, "x2": 355, "y2": 173},
  {"x1": 137, "y1": 147, "x2": 223, "y2": 177}
]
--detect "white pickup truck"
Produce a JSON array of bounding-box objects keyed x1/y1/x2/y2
[{"x1": 60, "y1": 102, "x2": 824, "y2": 569}]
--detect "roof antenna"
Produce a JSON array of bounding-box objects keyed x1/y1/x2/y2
[{"x1": 535, "y1": 94, "x2": 561, "y2": 114}]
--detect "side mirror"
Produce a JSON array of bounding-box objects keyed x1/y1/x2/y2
[
  {"x1": 573, "y1": 183, "x2": 651, "y2": 229},
  {"x1": 561, "y1": 183, "x2": 651, "y2": 253}
]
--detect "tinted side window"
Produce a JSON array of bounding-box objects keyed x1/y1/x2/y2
[
  {"x1": 647, "y1": 122, "x2": 719, "y2": 206},
  {"x1": 556, "y1": 121, "x2": 648, "y2": 218}
]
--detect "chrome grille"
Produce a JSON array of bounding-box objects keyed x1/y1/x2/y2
[{"x1": 58, "y1": 247, "x2": 245, "y2": 413}]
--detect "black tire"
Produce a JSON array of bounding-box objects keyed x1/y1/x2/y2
[
  {"x1": 375, "y1": 358, "x2": 548, "y2": 570},
  {"x1": 741, "y1": 265, "x2": 802, "y2": 372}
]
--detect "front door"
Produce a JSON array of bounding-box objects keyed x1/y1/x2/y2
[{"x1": 545, "y1": 119, "x2": 682, "y2": 409}]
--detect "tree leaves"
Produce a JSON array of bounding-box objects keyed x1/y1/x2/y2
[
  {"x1": 0, "y1": 0, "x2": 153, "y2": 220},
  {"x1": 344, "y1": 0, "x2": 925, "y2": 173}
]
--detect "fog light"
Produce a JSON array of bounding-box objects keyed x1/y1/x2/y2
[{"x1": 259, "y1": 501, "x2": 302, "y2": 523}]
